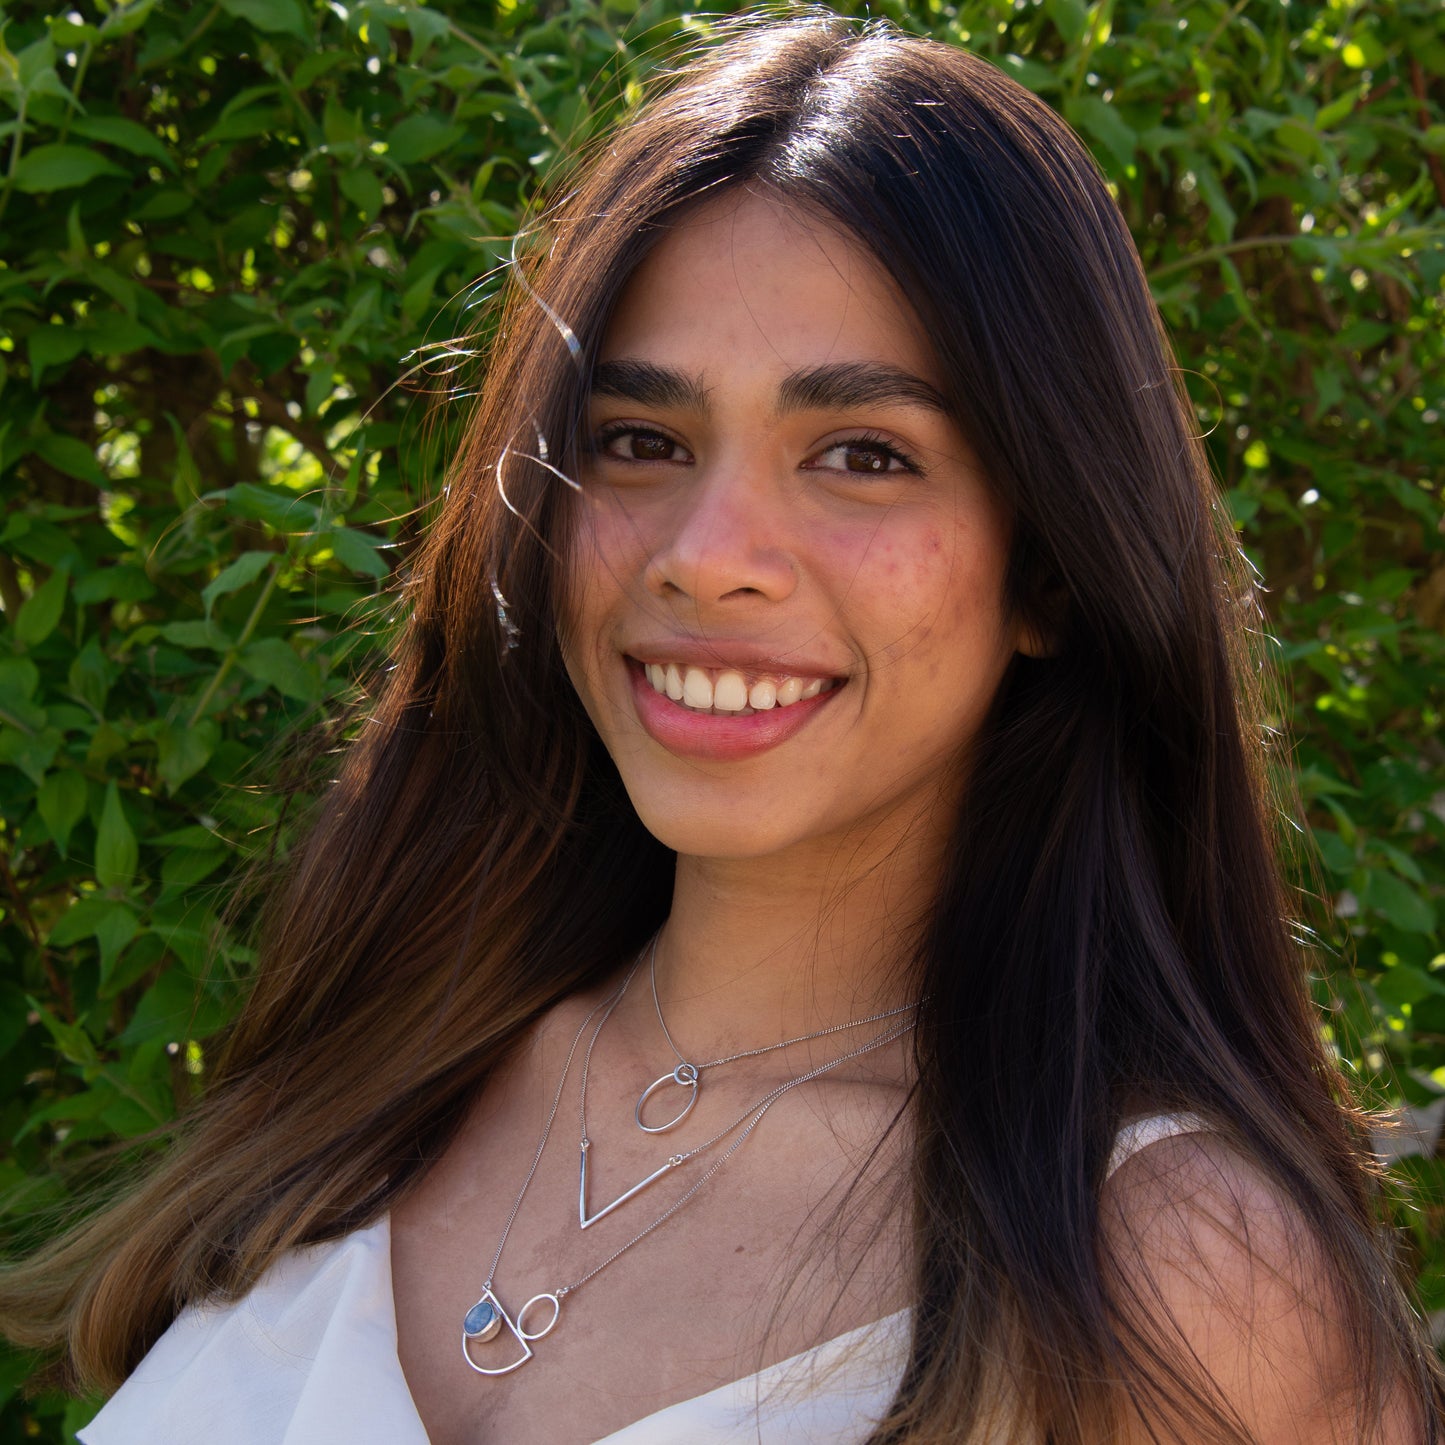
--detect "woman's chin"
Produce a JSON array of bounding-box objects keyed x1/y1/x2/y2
[{"x1": 632, "y1": 810, "x2": 803, "y2": 863}]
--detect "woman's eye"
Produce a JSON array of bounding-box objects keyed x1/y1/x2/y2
[
  {"x1": 808, "y1": 439, "x2": 916, "y2": 475},
  {"x1": 597, "y1": 427, "x2": 688, "y2": 463}
]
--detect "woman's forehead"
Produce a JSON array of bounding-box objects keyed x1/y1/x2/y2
[{"x1": 596, "y1": 190, "x2": 940, "y2": 392}]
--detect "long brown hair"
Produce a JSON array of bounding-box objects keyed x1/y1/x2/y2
[{"x1": 4, "y1": 15, "x2": 1440, "y2": 1442}]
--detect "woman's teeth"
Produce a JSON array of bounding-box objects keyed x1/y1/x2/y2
[{"x1": 642, "y1": 663, "x2": 834, "y2": 715}]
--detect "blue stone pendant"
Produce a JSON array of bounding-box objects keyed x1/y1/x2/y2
[
  {"x1": 461, "y1": 1285, "x2": 561, "y2": 1376},
  {"x1": 463, "y1": 1298, "x2": 502, "y2": 1343}
]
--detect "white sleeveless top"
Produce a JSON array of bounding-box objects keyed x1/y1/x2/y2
[{"x1": 79, "y1": 1112, "x2": 1204, "y2": 1444}]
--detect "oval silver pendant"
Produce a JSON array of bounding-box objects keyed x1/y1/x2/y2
[
  {"x1": 635, "y1": 1062, "x2": 699, "y2": 1133},
  {"x1": 516, "y1": 1293, "x2": 561, "y2": 1341}
]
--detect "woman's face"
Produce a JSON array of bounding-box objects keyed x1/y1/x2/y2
[{"x1": 561, "y1": 190, "x2": 1029, "y2": 865}]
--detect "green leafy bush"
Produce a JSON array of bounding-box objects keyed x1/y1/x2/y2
[{"x1": 1, "y1": 0, "x2": 1441, "y2": 1436}]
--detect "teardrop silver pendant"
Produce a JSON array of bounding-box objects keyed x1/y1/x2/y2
[{"x1": 635, "y1": 1061, "x2": 699, "y2": 1133}]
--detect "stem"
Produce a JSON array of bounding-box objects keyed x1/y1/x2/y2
[
  {"x1": 444, "y1": 23, "x2": 564, "y2": 150},
  {"x1": 1149, "y1": 233, "x2": 1298, "y2": 282},
  {"x1": 0, "y1": 551, "x2": 22, "y2": 619},
  {"x1": 1067, "y1": 0, "x2": 1116, "y2": 100},
  {"x1": 137, "y1": 0, "x2": 222, "y2": 74},
  {"x1": 1409, "y1": 58, "x2": 1445, "y2": 209},
  {"x1": 0, "y1": 848, "x2": 71, "y2": 1020},
  {"x1": 1192, "y1": 0, "x2": 1251, "y2": 75},
  {"x1": 56, "y1": 41, "x2": 92, "y2": 144},
  {"x1": 93, "y1": 1064, "x2": 167, "y2": 1124},
  {"x1": 188, "y1": 562, "x2": 280, "y2": 726},
  {"x1": 0, "y1": 90, "x2": 28, "y2": 231}
]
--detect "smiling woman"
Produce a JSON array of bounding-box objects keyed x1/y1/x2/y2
[
  {"x1": 566, "y1": 195, "x2": 1027, "y2": 855},
  {"x1": 3, "y1": 13, "x2": 1442, "y2": 1445}
]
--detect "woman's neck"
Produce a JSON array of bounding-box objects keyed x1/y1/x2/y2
[{"x1": 649, "y1": 822, "x2": 939, "y2": 1058}]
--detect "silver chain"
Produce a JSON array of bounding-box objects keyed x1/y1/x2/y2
[
  {"x1": 648, "y1": 933, "x2": 918, "y2": 1072},
  {"x1": 480, "y1": 961, "x2": 638, "y2": 1291},
  {"x1": 562, "y1": 1011, "x2": 915, "y2": 1297},
  {"x1": 477, "y1": 948, "x2": 915, "y2": 1306}
]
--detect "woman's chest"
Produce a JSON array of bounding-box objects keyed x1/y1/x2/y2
[{"x1": 389, "y1": 1058, "x2": 909, "y2": 1445}]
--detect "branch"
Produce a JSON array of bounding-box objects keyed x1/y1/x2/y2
[
  {"x1": 1149, "y1": 234, "x2": 1299, "y2": 283},
  {"x1": 0, "y1": 850, "x2": 72, "y2": 1023},
  {"x1": 229, "y1": 366, "x2": 347, "y2": 480},
  {"x1": 1408, "y1": 59, "x2": 1445, "y2": 209},
  {"x1": 0, "y1": 550, "x2": 24, "y2": 620}
]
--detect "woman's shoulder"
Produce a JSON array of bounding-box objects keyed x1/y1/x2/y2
[
  {"x1": 77, "y1": 1217, "x2": 430, "y2": 1445},
  {"x1": 1098, "y1": 1120, "x2": 1423, "y2": 1445}
]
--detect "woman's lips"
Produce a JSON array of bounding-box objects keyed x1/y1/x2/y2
[{"x1": 626, "y1": 658, "x2": 844, "y2": 760}]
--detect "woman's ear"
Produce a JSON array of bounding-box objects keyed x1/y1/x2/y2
[
  {"x1": 1016, "y1": 582, "x2": 1067, "y2": 658},
  {"x1": 1017, "y1": 619, "x2": 1055, "y2": 659},
  {"x1": 1009, "y1": 539, "x2": 1066, "y2": 659}
]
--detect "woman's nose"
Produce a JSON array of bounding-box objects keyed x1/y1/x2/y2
[{"x1": 643, "y1": 468, "x2": 798, "y2": 610}]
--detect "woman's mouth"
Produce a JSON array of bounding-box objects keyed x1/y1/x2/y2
[
  {"x1": 623, "y1": 655, "x2": 845, "y2": 761},
  {"x1": 638, "y1": 662, "x2": 840, "y2": 716}
]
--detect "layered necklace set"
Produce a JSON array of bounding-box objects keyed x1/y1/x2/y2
[{"x1": 460, "y1": 939, "x2": 918, "y2": 1376}]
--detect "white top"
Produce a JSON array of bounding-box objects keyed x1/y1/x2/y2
[{"x1": 79, "y1": 1112, "x2": 1205, "y2": 1444}]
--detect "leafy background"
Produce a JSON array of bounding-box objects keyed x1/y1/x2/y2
[{"x1": 0, "y1": 0, "x2": 1441, "y2": 1436}]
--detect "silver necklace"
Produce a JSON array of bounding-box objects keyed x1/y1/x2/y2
[
  {"x1": 462, "y1": 957, "x2": 916, "y2": 1377},
  {"x1": 635, "y1": 934, "x2": 920, "y2": 1134}
]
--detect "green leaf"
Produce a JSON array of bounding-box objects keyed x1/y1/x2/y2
[
  {"x1": 50, "y1": 897, "x2": 139, "y2": 982},
  {"x1": 404, "y1": 7, "x2": 451, "y2": 57},
  {"x1": 27, "y1": 1002, "x2": 98, "y2": 1067},
  {"x1": 157, "y1": 718, "x2": 219, "y2": 792},
  {"x1": 0, "y1": 658, "x2": 39, "y2": 707},
  {"x1": 1313, "y1": 828, "x2": 1354, "y2": 875},
  {"x1": 0, "y1": 726, "x2": 62, "y2": 786},
  {"x1": 323, "y1": 96, "x2": 366, "y2": 147},
  {"x1": 161, "y1": 845, "x2": 229, "y2": 887},
  {"x1": 0, "y1": 982, "x2": 28, "y2": 1060},
  {"x1": 219, "y1": 0, "x2": 311, "y2": 38},
  {"x1": 15, "y1": 565, "x2": 69, "y2": 646},
  {"x1": 1194, "y1": 166, "x2": 1237, "y2": 245},
  {"x1": 238, "y1": 637, "x2": 319, "y2": 702},
  {"x1": 330, "y1": 525, "x2": 390, "y2": 578},
  {"x1": 95, "y1": 781, "x2": 138, "y2": 892},
  {"x1": 1362, "y1": 871, "x2": 1436, "y2": 935},
  {"x1": 120, "y1": 968, "x2": 230, "y2": 1045},
  {"x1": 387, "y1": 114, "x2": 467, "y2": 165},
  {"x1": 68, "y1": 115, "x2": 176, "y2": 169},
  {"x1": 1316, "y1": 89, "x2": 1361, "y2": 133},
  {"x1": 221, "y1": 482, "x2": 322, "y2": 533},
  {"x1": 37, "y1": 769, "x2": 88, "y2": 853},
  {"x1": 201, "y1": 550, "x2": 274, "y2": 617},
  {"x1": 996, "y1": 53, "x2": 1058, "y2": 95},
  {"x1": 27, "y1": 324, "x2": 87, "y2": 381},
  {"x1": 99, "y1": 0, "x2": 158, "y2": 39},
  {"x1": 1046, "y1": 0, "x2": 1088, "y2": 44},
  {"x1": 11, "y1": 145, "x2": 127, "y2": 193},
  {"x1": 1064, "y1": 95, "x2": 1135, "y2": 172},
  {"x1": 73, "y1": 564, "x2": 156, "y2": 605},
  {"x1": 158, "y1": 619, "x2": 233, "y2": 651},
  {"x1": 133, "y1": 188, "x2": 194, "y2": 221},
  {"x1": 339, "y1": 167, "x2": 385, "y2": 222},
  {"x1": 30, "y1": 433, "x2": 107, "y2": 486},
  {"x1": 68, "y1": 638, "x2": 111, "y2": 713}
]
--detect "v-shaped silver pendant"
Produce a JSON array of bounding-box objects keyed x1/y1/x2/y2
[{"x1": 577, "y1": 1140, "x2": 684, "y2": 1229}]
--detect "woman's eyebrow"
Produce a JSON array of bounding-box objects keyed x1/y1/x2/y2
[
  {"x1": 591, "y1": 359, "x2": 709, "y2": 409},
  {"x1": 776, "y1": 362, "x2": 949, "y2": 415},
  {"x1": 589, "y1": 357, "x2": 948, "y2": 416}
]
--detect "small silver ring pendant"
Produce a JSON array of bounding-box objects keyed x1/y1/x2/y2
[
  {"x1": 635, "y1": 1062, "x2": 700, "y2": 1133},
  {"x1": 516, "y1": 1293, "x2": 561, "y2": 1340}
]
